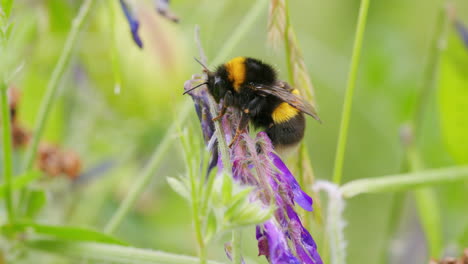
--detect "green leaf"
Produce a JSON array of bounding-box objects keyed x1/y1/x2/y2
[
  {"x1": 2, "y1": 223, "x2": 126, "y2": 245},
  {"x1": 26, "y1": 239, "x2": 224, "y2": 264},
  {"x1": 439, "y1": 22, "x2": 468, "y2": 164},
  {"x1": 0, "y1": 170, "x2": 41, "y2": 197},
  {"x1": 0, "y1": 0, "x2": 14, "y2": 17},
  {"x1": 167, "y1": 177, "x2": 190, "y2": 201},
  {"x1": 24, "y1": 189, "x2": 47, "y2": 219},
  {"x1": 204, "y1": 210, "x2": 218, "y2": 243}
]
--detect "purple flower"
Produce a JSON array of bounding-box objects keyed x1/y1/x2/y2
[
  {"x1": 185, "y1": 72, "x2": 322, "y2": 264},
  {"x1": 455, "y1": 20, "x2": 468, "y2": 49},
  {"x1": 119, "y1": 0, "x2": 143, "y2": 48},
  {"x1": 262, "y1": 221, "x2": 301, "y2": 264},
  {"x1": 184, "y1": 79, "x2": 218, "y2": 173},
  {"x1": 155, "y1": 0, "x2": 179, "y2": 23},
  {"x1": 269, "y1": 151, "x2": 313, "y2": 211}
]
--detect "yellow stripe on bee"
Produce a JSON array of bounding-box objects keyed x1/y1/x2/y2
[
  {"x1": 272, "y1": 102, "x2": 300, "y2": 124},
  {"x1": 225, "y1": 57, "x2": 246, "y2": 92}
]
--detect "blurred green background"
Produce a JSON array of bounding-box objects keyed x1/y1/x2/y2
[{"x1": 3, "y1": 0, "x2": 468, "y2": 263}]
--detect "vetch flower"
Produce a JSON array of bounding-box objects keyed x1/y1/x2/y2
[
  {"x1": 119, "y1": 0, "x2": 143, "y2": 48},
  {"x1": 155, "y1": 0, "x2": 179, "y2": 23},
  {"x1": 185, "y1": 72, "x2": 323, "y2": 263}
]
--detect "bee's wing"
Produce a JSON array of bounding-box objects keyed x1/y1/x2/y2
[{"x1": 248, "y1": 81, "x2": 321, "y2": 122}]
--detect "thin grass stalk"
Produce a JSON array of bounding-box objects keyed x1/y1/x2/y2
[
  {"x1": 1, "y1": 83, "x2": 14, "y2": 223},
  {"x1": 22, "y1": 0, "x2": 95, "y2": 172},
  {"x1": 104, "y1": 0, "x2": 268, "y2": 234},
  {"x1": 332, "y1": 0, "x2": 371, "y2": 185}
]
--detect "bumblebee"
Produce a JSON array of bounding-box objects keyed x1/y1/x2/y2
[{"x1": 186, "y1": 57, "x2": 320, "y2": 151}]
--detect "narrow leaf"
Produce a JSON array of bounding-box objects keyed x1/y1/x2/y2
[
  {"x1": 26, "y1": 239, "x2": 224, "y2": 264},
  {"x1": 167, "y1": 177, "x2": 190, "y2": 201},
  {"x1": 0, "y1": 170, "x2": 41, "y2": 197},
  {"x1": 3, "y1": 223, "x2": 126, "y2": 245},
  {"x1": 439, "y1": 20, "x2": 468, "y2": 164}
]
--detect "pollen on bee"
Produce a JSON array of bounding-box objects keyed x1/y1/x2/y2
[{"x1": 225, "y1": 57, "x2": 246, "y2": 92}]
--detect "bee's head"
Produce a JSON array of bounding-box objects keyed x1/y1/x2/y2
[{"x1": 207, "y1": 67, "x2": 230, "y2": 102}]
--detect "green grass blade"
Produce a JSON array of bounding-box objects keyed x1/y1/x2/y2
[
  {"x1": 0, "y1": 171, "x2": 41, "y2": 197},
  {"x1": 3, "y1": 223, "x2": 126, "y2": 245},
  {"x1": 26, "y1": 239, "x2": 225, "y2": 264},
  {"x1": 332, "y1": 0, "x2": 371, "y2": 185},
  {"x1": 0, "y1": 83, "x2": 14, "y2": 223}
]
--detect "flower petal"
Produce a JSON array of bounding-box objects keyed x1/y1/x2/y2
[
  {"x1": 119, "y1": 0, "x2": 143, "y2": 48},
  {"x1": 270, "y1": 152, "x2": 313, "y2": 211},
  {"x1": 264, "y1": 221, "x2": 301, "y2": 264}
]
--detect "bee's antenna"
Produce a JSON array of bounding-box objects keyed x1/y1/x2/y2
[
  {"x1": 194, "y1": 57, "x2": 211, "y2": 72},
  {"x1": 183, "y1": 82, "x2": 208, "y2": 95}
]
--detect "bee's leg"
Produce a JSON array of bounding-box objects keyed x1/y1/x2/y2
[
  {"x1": 229, "y1": 112, "x2": 249, "y2": 148},
  {"x1": 212, "y1": 91, "x2": 234, "y2": 121},
  {"x1": 245, "y1": 96, "x2": 265, "y2": 116}
]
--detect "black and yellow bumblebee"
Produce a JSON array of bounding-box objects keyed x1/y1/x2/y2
[{"x1": 186, "y1": 56, "x2": 320, "y2": 152}]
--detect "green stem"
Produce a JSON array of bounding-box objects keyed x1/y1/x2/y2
[
  {"x1": 340, "y1": 165, "x2": 468, "y2": 198},
  {"x1": 26, "y1": 239, "x2": 224, "y2": 264},
  {"x1": 332, "y1": 0, "x2": 370, "y2": 185},
  {"x1": 1, "y1": 83, "x2": 14, "y2": 223},
  {"x1": 104, "y1": 101, "x2": 191, "y2": 233},
  {"x1": 22, "y1": 0, "x2": 95, "y2": 172},
  {"x1": 231, "y1": 229, "x2": 242, "y2": 264},
  {"x1": 206, "y1": 96, "x2": 231, "y2": 173}
]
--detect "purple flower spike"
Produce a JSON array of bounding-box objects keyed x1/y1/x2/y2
[
  {"x1": 264, "y1": 221, "x2": 301, "y2": 264},
  {"x1": 119, "y1": 0, "x2": 143, "y2": 48},
  {"x1": 455, "y1": 20, "x2": 468, "y2": 49},
  {"x1": 270, "y1": 152, "x2": 313, "y2": 211}
]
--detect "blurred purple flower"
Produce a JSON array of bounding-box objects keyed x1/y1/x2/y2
[
  {"x1": 155, "y1": 0, "x2": 179, "y2": 23},
  {"x1": 455, "y1": 20, "x2": 468, "y2": 49},
  {"x1": 185, "y1": 74, "x2": 322, "y2": 264},
  {"x1": 119, "y1": 0, "x2": 143, "y2": 48}
]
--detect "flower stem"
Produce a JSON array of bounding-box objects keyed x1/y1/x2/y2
[
  {"x1": 231, "y1": 229, "x2": 242, "y2": 264},
  {"x1": 332, "y1": 0, "x2": 370, "y2": 185},
  {"x1": 22, "y1": 0, "x2": 95, "y2": 172},
  {"x1": 1, "y1": 82, "x2": 14, "y2": 223}
]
